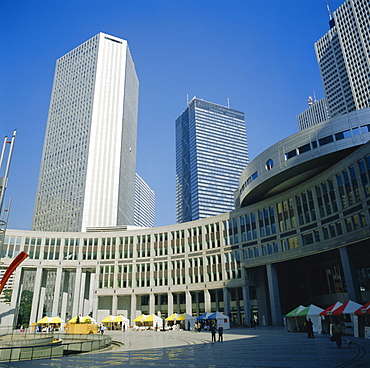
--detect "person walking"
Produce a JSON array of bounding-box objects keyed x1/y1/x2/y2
[
  {"x1": 210, "y1": 324, "x2": 217, "y2": 342},
  {"x1": 330, "y1": 319, "x2": 343, "y2": 348},
  {"x1": 218, "y1": 324, "x2": 224, "y2": 342},
  {"x1": 306, "y1": 318, "x2": 314, "y2": 338}
]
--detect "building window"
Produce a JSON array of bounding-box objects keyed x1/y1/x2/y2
[{"x1": 265, "y1": 159, "x2": 274, "y2": 170}]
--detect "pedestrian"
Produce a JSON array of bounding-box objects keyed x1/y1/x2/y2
[
  {"x1": 330, "y1": 319, "x2": 343, "y2": 349},
  {"x1": 250, "y1": 317, "x2": 255, "y2": 329},
  {"x1": 306, "y1": 318, "x2": 314, "y2": 338},
  {"x1": 187, "y1": 320, "x2": 190, "y2": 331},
  {"x1": 155, "y1": 322, "x2": 158, "y2": 331},
  {"x1": 194, "y1": 322, "x2": 198, "y2": 332},
  {"x1": 122, "y1": 323, "x2": 125, "y2": 332},
  {"x1": 210, "y1": 324, "x2": 217, "y2": 342},
  {"x1": 218, "y1": 324, "x2": 224, "y2": 342}
]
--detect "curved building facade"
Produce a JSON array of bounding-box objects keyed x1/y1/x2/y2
[{"x1": 3, "y1": 109, "x2": 370, "y2": 327}]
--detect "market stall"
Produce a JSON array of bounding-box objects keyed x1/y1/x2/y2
[
  {"x1": 207, "y1": 311, "x2": 230, "y2": 330},
  {"x1": 176, "y1": 313, "x2": 196, "y2": 330},
  {"x1": 296, "y1": 304, "x2": 324, "y2": 334},
  {"x1": 286, "y1": 305, "x2": 307, "y2": 332}
]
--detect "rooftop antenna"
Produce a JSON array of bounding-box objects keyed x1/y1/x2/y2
[
  {"x1": 186, "y1": 94, "x2": 189, "y2": 105},
  {"x1": 227, "y1": 98, "x2": 230, "y2": 108},
  {"x1": 313, "y1": 90, "x2": 317, "y2": 103},
  {"x1": 326, "y1": 0, "x2": 332, "y2": 20}
]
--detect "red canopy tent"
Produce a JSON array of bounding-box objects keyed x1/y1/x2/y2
[
  {"x1": 354, "y1": 302, "x2": 370, "y2": 315},
  {"x1": 331, "y1": 300, "x2": 362, "y2": 315},
  {"x1": 319, "y1": 301, "x2": 343, "y2": 316}
]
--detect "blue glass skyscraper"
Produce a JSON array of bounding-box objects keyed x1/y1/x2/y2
[{"x1": 176, "y1": 98, "x2": 248, "y2": 223}]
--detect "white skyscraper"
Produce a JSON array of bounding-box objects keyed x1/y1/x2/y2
[
  {"x1": 314, "y1": 0, "x2": 370, "y2": 118},
  {"x1": 296, "y1": 97, "x2": 329, "y2": 130},
  {"x1": 33, "y1": 33, "x2": 139, "y2": 232},
  {"x1": 134, "y1": 173, "x2": 155, "y2": 228}
]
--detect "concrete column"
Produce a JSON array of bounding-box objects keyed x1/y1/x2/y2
[
  {"x1": 185, "y1": 291, "x2": 192, "y2": 314},
  {"x1": 204, "y1": 289, "x2": 211, "y2": 312},
  {"x1": 149, "y1": 293, "x2": 155, "y2": 315},
  {"x1": 91, "y1": 273, "x2": 98, "y2": 320},
  {"x1": 266, "y1": 263, "x2": 282, "y2": 326},
  {"x1": 29, "y1": 267, "x2": 43, "y2": 324},
  {"x1": 10, "y1": 267, "x2": 23, "y2": 309},
  {"x1": 215, "y1": 290, "x2": 220, "y2": 311},
  {"x1": 167, "y1": 292, "x2": 173, "y2": 316},
  {"x1": 242, "y1": 268, "x2": 252, "y2": 326},
  {"x1": 11, "y1": 267, "x2": 24, "y2": 328},
  {"x1": 223, "y1": 287, "x2": 230, "y2": 316},
  {"x1": 235, "y1": 288, "x2": 241, "y2": 324},
  {"x1": 81, "y1": 271, "x2": 92, "y2": 316},
  {"x1": 78, "y1": 272, "x2": 86, "y2": 316},
  {"x1": 339, "y1": 247, "x2": 362, "y2": 302},
  {"x1": 176, "y1": 293, "x2": 181, "y2": 313},
  {"x1": 60, "y1": 271, "x2": 70, "y2": 321},
  {"x1": 195, "y1": 292, "x2": 200, "y2": 316},
  {"x1": 52, "y1": 267, "x2": 63, "y2": 317},
  {"x1": 157, "y1": 293, "x2": 162, "y2": 316},
  {"x1": 72, "y1": 267, "x2": 82, "y2": 317},
  {"x1": 112, "y1": 294, "x2": 118, "y2": 315},
  {"x1": 37, "y1": 270, "x2": 48, "y2": 321},
  {"x1": 130, "y1": 294, "x2": 137, "y2": 322},
  {"x1": 88, "y1": 272, "x2": 96, "y2": 317}
]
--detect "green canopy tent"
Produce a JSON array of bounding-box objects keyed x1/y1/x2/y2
[{"x1": 285, "y1": 305, "x2": 306, "y2": 332}]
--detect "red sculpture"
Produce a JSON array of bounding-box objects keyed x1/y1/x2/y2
[{"x1": 0, "y1": 251, "x2": 29, "y2": 294}]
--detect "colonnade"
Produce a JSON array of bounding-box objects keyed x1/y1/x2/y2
[{"x1": 9, "y1": 262, "x2": 291, "y2": 328}]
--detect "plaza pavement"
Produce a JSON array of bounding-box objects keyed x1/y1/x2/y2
[{"x1": 1, "y1": 326, "x2": 370, "y2": 367}]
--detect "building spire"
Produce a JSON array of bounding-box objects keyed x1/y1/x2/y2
[{"x1": 326, "y1": 0, "x2": 332, "y2": 20}]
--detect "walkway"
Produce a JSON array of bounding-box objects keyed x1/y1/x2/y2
[{"x1": 1, "y1": 326, "x2": 370, "y2": 367}]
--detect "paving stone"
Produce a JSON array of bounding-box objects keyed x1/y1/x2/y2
[{"x1": 1, "y1": 327, "x2": 370, "y2": 367}]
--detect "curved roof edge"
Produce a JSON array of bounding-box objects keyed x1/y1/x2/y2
[{"x1": 239, "y1": 108, "x2": 370, "y2": 207}]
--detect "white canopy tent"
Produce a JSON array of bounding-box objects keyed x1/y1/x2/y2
[
  {"x1": 297, "y1": 304, "x2": 325, "y2": 334},
  {"x1": 176, "y1": 313, "x2": 196, "y2": 330},
  {"x1": 207, "y1": 311, "x2": 230, "y2": 330},
  {"x1": 143, "y1": 314, "x2": 163, "y2": 329}
]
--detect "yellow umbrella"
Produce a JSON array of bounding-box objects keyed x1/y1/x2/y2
[
  {"x1": 37, "y1": 316, "x2": 52, "y2": 324},
  {"x1": 144, "y1": 314, "x2": 156, "y2": 322},
  {"x1": 133, "y1": 314, "x2": 147, "y2": 322},
  {"x1": 165, "y1": 313, "x2": 178, "y2": 321},
  {"x1": 81, "y1": 316, "x2": 92, "y2": 323},
  {"x1": 101, "y1": 315, "x2": 116, "y2": 323},
  {"x1": 51, "y1": 316, "x2": 64, "y2": 324},
  {"x1": 113, "y1": 315, "x2": 127, "y2": 323}
]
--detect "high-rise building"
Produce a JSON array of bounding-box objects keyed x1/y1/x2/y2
[
  {"x1": 32, "y1": 33, "x2": 139, "y2": 232},
  {"x1": 296, "y1": 97, "x2": 329, "y2": 130},
  {"x1": 176, "y1": 97, "x2": 248, "y2": 223},
  {"x1": 314, "y1": 0, "x2": 370, "y2": 118},
  {"x1": 134, "y1": 173, "x2": 155, "y2": 228}
]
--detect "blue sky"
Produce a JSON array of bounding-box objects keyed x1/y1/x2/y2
[{"x1": 1, "y1": 0, "x2": 344, "y2": 230}]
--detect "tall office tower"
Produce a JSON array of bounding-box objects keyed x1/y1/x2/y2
[
  {"x1": 296, "y1": 97, "x2": 329, "y2": 130},
  {"x1": 176, "y1": 97, "x2": 248, "y2": 223},
  {"x1": 33, "y1": 33, "x2": 139, "y2": 232},
  {"x1": 314, "y1": 0, "x2": 370, "y2": 118},
  {"x1": 134, "y1": 173, "x2": 155, "y2": 228}
]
